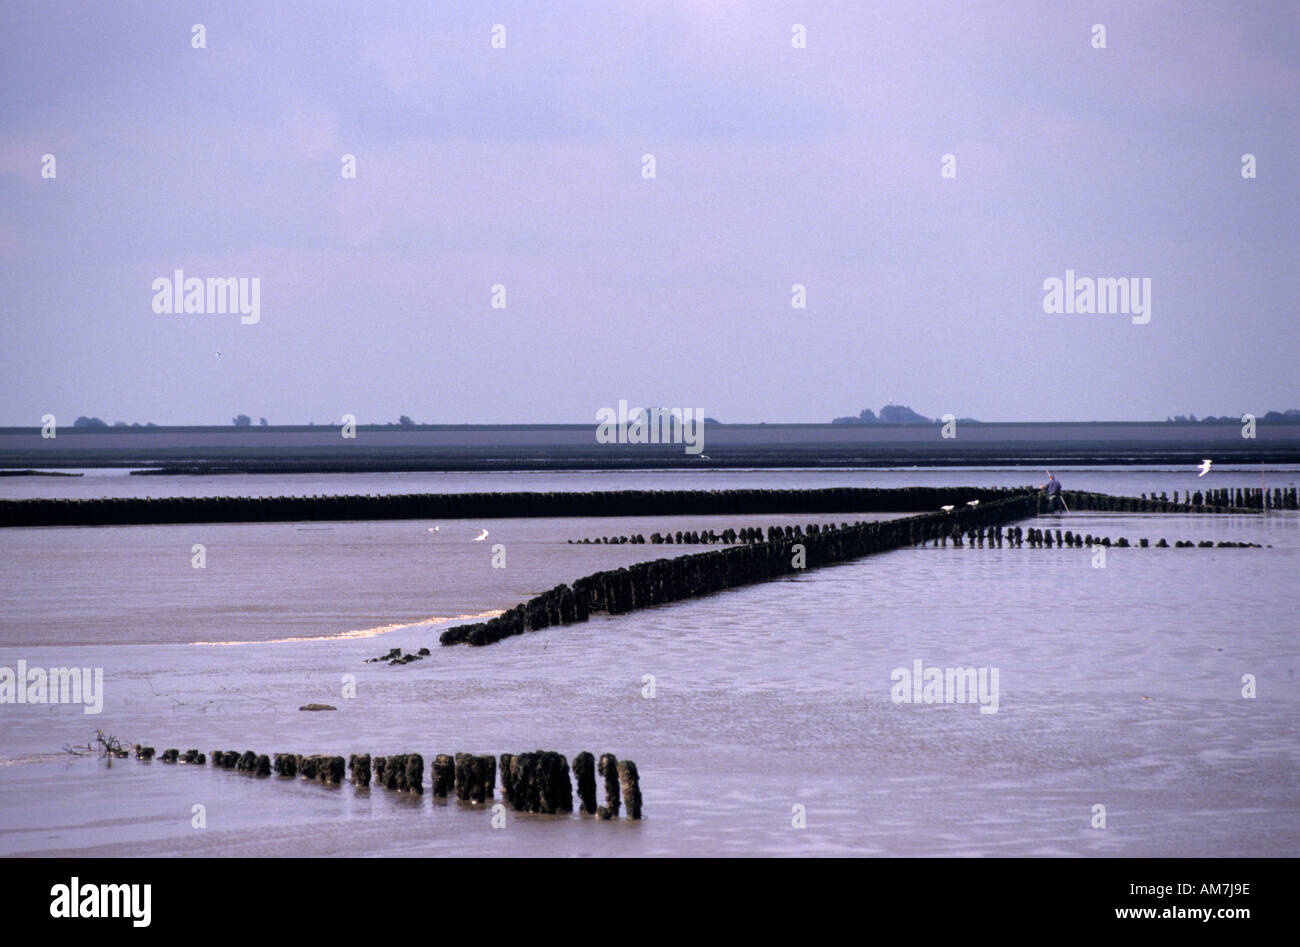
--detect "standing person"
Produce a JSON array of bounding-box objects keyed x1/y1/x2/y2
[{"x1": 1040, "y1": 471, "x2": 1063, "y2": 513}]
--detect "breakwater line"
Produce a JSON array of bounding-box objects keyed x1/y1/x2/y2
[
  {"x1": 0, "y1": 486, "x2": 1041, "y2": 528},
  {"x1": 566, "y1": 487, "x2": 1267, "y2": 545},
  {"x1": 437, "y1": 489, "x2": 1269, "y2": 648},
  {"x1": 1, "y1": 484, "x2": 1276, "y2": 529},
  {"x1": 440, "y1": 492, "x2": 1047, "y2": 648},
  {"x1": 1012, "y1": 528, "x2": 1262, "y2": 549},
  {"x1": 914, "y1": 525, "x2": 1264, "y2": 549},
  {"x1": 113, "y1": 742, "x2": 643, "y2": 819},
  {"x1": 1061, "y1": 489, "x2": 1279, "y2": 513}
]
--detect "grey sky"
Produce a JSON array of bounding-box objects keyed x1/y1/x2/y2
[{"x1": 2, "y1": 0, "x2": 1297, "y2": 424}]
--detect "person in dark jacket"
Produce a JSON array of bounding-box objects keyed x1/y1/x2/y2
[{"x1": 1041, "y1": 472, "x2": 1063, "y2": 512}]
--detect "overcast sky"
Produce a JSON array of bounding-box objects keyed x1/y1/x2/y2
[{"x1": 1, "y1": 0, "x2": 1297, "y2": 425}]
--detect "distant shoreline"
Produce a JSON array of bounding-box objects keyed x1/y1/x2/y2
[
  {"x1": 6, "y1": 419, "x2": 1300, "y2": 436},
  {"x1": 3, "y1": 422, "x2": 1298, "y2": 471}
]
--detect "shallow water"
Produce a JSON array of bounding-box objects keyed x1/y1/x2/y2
[
  {"x1": 0, "y1": 512, "x2": 902, "y2": 647},
  {"x1": 1, "y1": 464, "x2": 1295, "y2": 501},
  {"x1": 0, "y1": 471, "x2": 1296, "y2": 857}
]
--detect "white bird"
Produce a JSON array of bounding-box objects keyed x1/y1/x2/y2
[
  {"x1": 940, "y1": 505, "x2": 955, "y2": 513},
  {"x1": 473, "y1": 528, "x2": 489, "y2": 542},
  {"x1": 966, "y1": 500, "x2": 980, "y2": 508},
  {"x1": 426, "y1": 526, "x2": 440, "y2": 534},
  {"x1": 1197, "y1": 459, "x2": 1213, "y2": 477},
  {"x1": 215, "y1": 352, "x2": 222, "y2": 360}
]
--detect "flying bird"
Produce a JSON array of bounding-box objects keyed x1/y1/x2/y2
[
  {"x1": 1197, "y1": 459, "x2": 1213, "y2": 477},
  {"x1": 966, "y1": 500, "x2": 980, "y2": 508},
  {"x1": 426, "y1": 527, "x2": 440, "y2": 534},
  {"x1": 473, "y1": 528, "x2": 489, "y2": 542},
  {"x1": 940, "y1": 505, "x2": 955, "y2": 513}
]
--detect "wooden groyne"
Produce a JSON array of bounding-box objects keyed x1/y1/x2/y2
[
  {"x1": 1061, "y1": 489, "x2": 1280, "y2": 514},
  {"x1": 122, "y1": 742, "x2": 640, "y2": 819},
  {"x1": 437, "y1": 488, "x2": 1274, "y2": 648},
  {"x1": 1019, "y1": 528, "x2": 1261, "y2": 549},
  {"x1": 2, "y1": 485, "x2": 1280, "y2": 528},
  {"x1": 917, "y1": 526, "x2": 1263, "y2": 549},
  {"x1": 440, "y1": 493, "x2": 1045, "y2": 647},
  {"x1": 0, "y1": 486, "x2": 1035, "y2": 528},
  {"x1": 567, "y1": 487, "x2": 1270, "y2": 545}
]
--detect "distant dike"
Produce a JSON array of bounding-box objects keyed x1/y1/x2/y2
[{"x1": 1, "y1": 421, "x2": 1298, "y2": 471}]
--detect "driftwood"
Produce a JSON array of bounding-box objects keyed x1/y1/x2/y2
[{"x1": 62, "y1": 729, "x2": 129, "y2": 759}]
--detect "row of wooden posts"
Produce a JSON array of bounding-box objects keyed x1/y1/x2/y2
[
  {"x1": 572, "y1": 522, "x2": 863, "y2": 546},
  {"x1": 1144, "y1": 487, "x2": 1297, "y2": 509},
  {"x1": 1061, "y1": 490, "x2": 1263, "y2": 514},
  {"x1": 1, "y1": 484, "x2": 1280, "y2": 528},
  {"x1": 927, "y1": 526, "x2": 1259, "y2": 549},
  {"x1": 441, "y1": 493, "x2": 1046, "y2": 647},
  {"x1": 570, "y1": 488, "x2": 1277, "y2": 545},
  {"x1": 0, "y1": 486, "x2": 1037, "y2": 527},
  {"x1": 439, "y1": 490, "x2": 1270, "y2": 648},
  {"x1": 130, "y1": 745, "x2": 642, "y2": 818}
]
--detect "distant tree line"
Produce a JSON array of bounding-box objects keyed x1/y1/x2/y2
[
  {"x1": 74, "y1": 417, "x2": 157, "y2": 428},
  {"x1": 832, "y1": 405, "x2": 973, "y2": 424},
  {"x1": 1166, "y1": 410, "x2": 1300, "y2": 423},
  {"x1": 68, "y1": 407, "x2": 1300, "y2": 429}
]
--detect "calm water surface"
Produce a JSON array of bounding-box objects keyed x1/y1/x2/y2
[
  {"x1": 2, "y1": 465, "x2": 1295, "y2": 500},
  {"x1": 1, "y1": 469, "x2": 1296, "y2": 857}
]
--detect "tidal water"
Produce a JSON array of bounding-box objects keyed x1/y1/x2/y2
[
  {"x1": 1, "y1": 464, "x2": 1295, "y2": 500},
  {"x1": 1, "y1": 469, "x2": 1296, "y2": 857}
]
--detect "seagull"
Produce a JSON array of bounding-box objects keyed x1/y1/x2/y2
[
  {"x1": 1197, "y1": 459, "x2": 1213, "y2": 477},
  {"x1": 966, "y1": 500, "x2": 980, "y2": 508},
  {"x1": 215, "y1": 352, "x2": 222, "y2": 360},
  {"x1": 940, "y1": 505, "x2": 955, "y2": 513},
  {"x1": 426, "y1": 526, "x2": 439, "y2": 533},
  {"x1": 473, "y1": 528, "x2": 489, "y2": 542}
]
